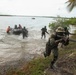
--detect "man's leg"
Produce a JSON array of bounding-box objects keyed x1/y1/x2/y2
[
  {"x1": 44, "y1": 34, "x2": 46, "y2": 39},
  {"x1": 50, "y1": 48, "x2": 58, "y2": 69},
  {"x1": 41, "y1": 33, "x2": 43, "y2": 39}
]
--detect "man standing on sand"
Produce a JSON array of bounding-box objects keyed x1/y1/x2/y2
[{"x1": 41, "y1": 26, "x2": 49, "y2": 39}]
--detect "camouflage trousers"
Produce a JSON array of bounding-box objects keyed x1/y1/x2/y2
[
  {"x1": 44, "y1": 38, "x2": 58, "y2": 57},
  {"x1": 44, "y1": 38, "x2": 59, "y2": 68},
  {"x1": 50, "y1": 47, "x2": 58, "y2": 68}
]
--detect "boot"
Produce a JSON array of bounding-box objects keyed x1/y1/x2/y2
[
  {"x1": 50, "y1": 61, "x2": 54, "y2": 69},
  {"x1": 44, "y1": 52, "x2": 47, "y2": 57}
]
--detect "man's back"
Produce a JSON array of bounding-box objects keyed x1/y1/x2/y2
[{"x1": 41, "y1": 28, "x2": 46, "y2": 32}]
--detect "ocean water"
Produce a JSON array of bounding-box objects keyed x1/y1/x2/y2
[
  {"x1": 0, "y1": 16, "x2": 54, "y2": 67},
  {"x1": 0, "y1": 16, "x2": 53, "y2": 30},
  {"x1": 0, "y1": 16, "x2": 54, "y2": 39}
]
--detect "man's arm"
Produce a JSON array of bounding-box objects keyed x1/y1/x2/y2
[
  {"x1": 46, "y1": 31, "x2": 49, "y2": 34},
  {"x1": 55, "y1": 39, "x2": 63, "y2": 44},
  {"x1": 45, "y1": 29, "x2": 49, "y2": 34}
]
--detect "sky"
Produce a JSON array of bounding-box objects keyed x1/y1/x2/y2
[{"x1": 0, "y1": 0, "x2": 76, "y2": 17}]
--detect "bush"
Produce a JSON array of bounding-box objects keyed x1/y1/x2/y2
[{"x1": 49, "y1": 16, "x2": 76, "y2": 32}]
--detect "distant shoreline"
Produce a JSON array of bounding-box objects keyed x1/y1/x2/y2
[{"x1": 0, "y1": 15, "x2": 73, "y2": 19}]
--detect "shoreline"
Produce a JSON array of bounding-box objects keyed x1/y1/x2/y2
[{"x1": 0, "y1": 53, "x2": 43, "y2": 75}]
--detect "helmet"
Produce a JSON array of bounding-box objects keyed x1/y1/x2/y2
[{"x1": 56, "y1": 26, "x2": 65, "y2": 32}]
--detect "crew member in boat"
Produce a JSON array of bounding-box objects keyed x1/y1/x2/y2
[{"x1": 6, "y1": 26, "x2": 11, "y2": 34}]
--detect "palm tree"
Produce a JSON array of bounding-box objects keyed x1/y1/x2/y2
[{"x1": 66, "y1": 0, "x2": 76, "y2": 11}]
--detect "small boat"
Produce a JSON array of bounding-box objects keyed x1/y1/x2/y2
[
  {"x1": 13, "y1": 29, "x2": 22, "y2": 35},
  {"x1": 32, "y1": 18, "x2": 35, "y2": 19},
  {"x1": 7, "y1": 28, "x2": 28, "y2": 37}
]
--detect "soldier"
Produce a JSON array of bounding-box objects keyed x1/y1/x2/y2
[
  {"x1": 6, "y1": 26, "x2": 11, "y2": 34},
  {"x1": 22, "y1": 26, "x2": 28, "y2": 39},
  {"x1": 41, "y1": 26, "x2": 49, "y2": 39},
  {"x1": 44, "y1": 26, "x2": 66, "y2": 69},
  {"x1": 63, "y1": 26, "x2": 75, "y2": 46},
  {"x1": 18, "y1": 24, "x2": 22, "y2": 29}
]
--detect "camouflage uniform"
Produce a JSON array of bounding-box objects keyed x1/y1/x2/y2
[{"x1": 44, "y1": 26, "x2": 65, "y2": 69}]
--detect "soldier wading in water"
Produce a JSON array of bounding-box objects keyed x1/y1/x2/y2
[
  {"x1": 44, "y1": 26, "x2": 69, "y2": 69},
  {"x1": 41, "y1": 26, "x2": 49, "y2": 39}
]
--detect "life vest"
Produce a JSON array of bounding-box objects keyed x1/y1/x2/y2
[{"x1": 6, "y1": 27, "x2": 10, "y2": 33}]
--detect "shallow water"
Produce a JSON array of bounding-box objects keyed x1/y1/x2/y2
[{"x1": 0, "y1": 29, "x2": 50, "y2": 66}]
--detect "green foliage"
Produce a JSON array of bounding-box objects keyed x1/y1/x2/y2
[
  {"x1": 68, "y1": 18, "x2": 76, "y2": 25},
  {"x1": 49, "y1": 17, "x2": 76, "y2": 31},
  {"x1": 23, "y1": 57, "x2": 52, "y2": 75}
]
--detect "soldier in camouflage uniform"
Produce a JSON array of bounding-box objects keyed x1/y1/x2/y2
[{"x1": 44, "y1": 26, "x2": 65, "y2": 69}]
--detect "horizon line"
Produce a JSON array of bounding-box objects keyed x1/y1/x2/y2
[{"x1": 0, "y1": 14, "x2": 75, "y2": 19}]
